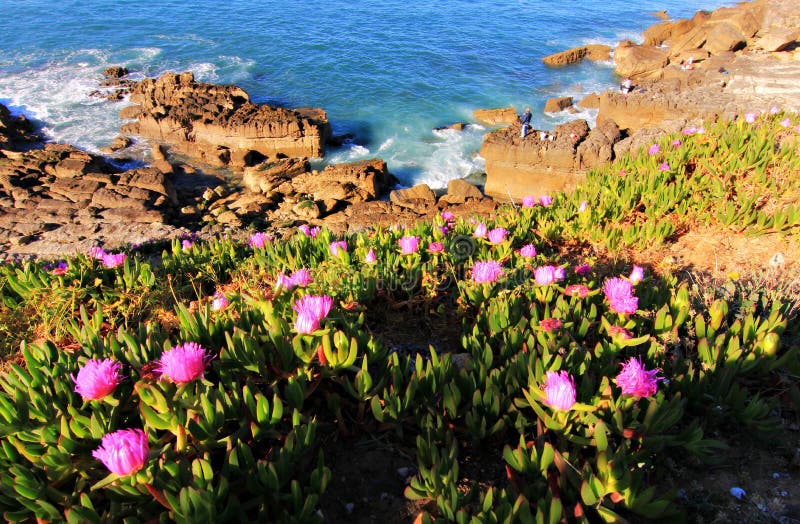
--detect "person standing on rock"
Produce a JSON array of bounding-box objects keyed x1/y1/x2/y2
[{"x1": 519, "y1": 107, "x2": 532, "y2": 138}]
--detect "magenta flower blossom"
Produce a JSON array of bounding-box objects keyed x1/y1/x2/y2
[
  {"x1": 579, "y1": 201, "x2": 588, "y2": 212},
  {"x1": 439, "y1": 225, "x2": 450, "y2": 235},
  {"x1": 564, "y1": 284, "x2": 590, "y2": 299},
  {"x1": 658, "y1": 162, "x2": 670, "y2": 171},
  {"x1": 472, "y1": 260, "x2": 503, "y2": 283},
  {"x1": 539, "y1": 318, "x2": 563, "y2": 332},
  {"x1": 329, "y1": 240, "x2": 348, "y2": 257},
  {"x1": 519, "y1": 244, "x2": 537, "y2": 258},
  {"x1": 89, "y1": 246, "x2": 106, "y2": 259},
  {"x1": 780, "y1": 117, "x2": 791, "y2": 128},
  {"x1": 399, "y1": 236, "x2": 420, "y2": 254},
  {"x1": 608, "y1": 325, "x2": 634, "y2": 340},
  {"x1": 697, "y1": 126, "x2": 705, "y2": 134},
  {"x1": 770, "y1": 106, "x2": 779, "y2": 115},
  {"x1": 522, "y1": 195, "x2": 536, "y2": 208},
  {"x1": 157, "y1": 342, "x2": 212, "y2": 384},
  {"x1": 671, "y1": 139, "x2": 682, "y2": 147},
  {"x1": 539, "y1": 195, "x2": 553, "y2": 206},
  {"x1": 298, "y1": 224, "x2": 321, "y2": 238},
  {"x1": 544, "y1": 370, "x2": 576, "y2": 411},
  {"x1": 615, "y1": 357, "x2": 662, "y2": 398},
  {"x1": 648, "y1": 144, "x2": 660, "y2": 156},
  {"x1": 534, "y1": 265, "x2": 564, "y2": 285},
  {"x1": 275, "y1": 273, "x2": 296, "y2": 290},
  {"x1": 487, "y1": 228, "x2": 508, "y2": 244},
  {"x1": 629, "y1": 265, "x2": 644, "y2": 284},
  {"x1": 441, "y1": 211, "x2": 454, "y2": 222},
  {"x1": 93, "y1": 428, "x2": 149, "y2": 476},
  {"x1": 248, "y1": 232, "x2": 270, "y2": 249},
  {"x1": 211, "y1": 292, "x2": 230, "y2": 311},
  {"x1": 291, "y1": 268, "x2": 313, "y2": 287},
  {"x1": 575, "y1": 263, "x2": 592, "y2": 276},
  {"x1": 293, "y1": 294, "x2": 334, "y2": 334},
  {"x1": 73, "y1": 358, "x2": 122, "y2": 401},
  {"x1": 744, "y1": 112, "x2": 757, "y2": 124},
  {"x1": 603, "y1": 277, "x2": 639, "y2": 315},
  {"x1": 682, "y1": 126, "x2": 697, "y2": 135},
  {"x1": 102, "y1": 252, "x2": 126, "y2": 268},
  {"x1": 181, "y1": 239, "x2": 193, "y2": 251},
  {"x1": 364, "y1": 248, "x2": 377, "y2": 264},
  {"x1": 473, "y1": 223, "x2": 487, "y2": 238},
  {"x1": 428, "y1": 241, "x2": 445, "y2": 253},
  {"x1": 51, "y1": 261, "x2": 68, "y2": 275}
]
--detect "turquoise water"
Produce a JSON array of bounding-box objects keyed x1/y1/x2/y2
[{"x1": 0, "y1": 0, "x2": 730, "y2": 187}]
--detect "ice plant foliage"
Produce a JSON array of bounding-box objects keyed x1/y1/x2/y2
[
  {"x1": 615, "y1": 357, "x2": 662, "y2": 398},
  {"x1": 539, "y1": 318, "x2": 563, "y2": 332},
  {"x1": 603, "y1": 277, "x2": 639, "y2": 315},
  {"x1": 399, "y1": 236, "x2": 420, "y2": 254},
  {"x1": 293, "y1": 294, "x2": 334, "y2": 334},
  {"x1": 93, "y1": 428, "x2": 149, "y2": 476},
  {"x1": 157, "y1": 342, "x2": 212, "y2": 384},
  {"x1": 472, "y1": 260, "x2": 503, "y2": 283},
  {"x1": 73, "y1": 359, "x2": 122, "y2": 401},
  {"x1": 544, "y1": 371, "x2": 576, "y2": 411}
]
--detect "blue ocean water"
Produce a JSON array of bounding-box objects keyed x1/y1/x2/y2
[{"x1": 0, "y1": 0, "x2": 730, "y2": 188}]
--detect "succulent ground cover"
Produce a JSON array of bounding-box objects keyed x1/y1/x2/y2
[{"x1": 0, "y1": 112, "x2": 798, "y2": 522}]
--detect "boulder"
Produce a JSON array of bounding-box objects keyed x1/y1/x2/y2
[
  {"x1": 703, "y1": 22, "x2": 747, "y2": 55},
  {"x1": 389, "y1": 184, "x2": 436, "y2": 212},
  {"x1": 441, "y1": 179, "x2": 483, "y2": 204},
  {"x1": 243, "y1": 158, "x2": 310, "y2": 194},
  {"x1": 473, "y1": 107, "x2": 518, "y2": 125},
  {"x1": 614, "y1": 41, "x2": 669, "y2": 78},
  {"x1": 542, "y1": 44, "x2": 611, "y2": 66},
  {"x1": 544, "y1": 96, "x2": 574, "y2": 113},
  {"x1": 577, "y1": 93, "x2": 600, "y2": 109},
  {"x1": 652, "y1": 10, "x2": 669, "y2": 20},
  {"x1": 576, "y1": 119, "x2": 622, "y2": 169},
  {"x1": 755, "y1": 28, "x2": 799, "y2": 52},
  {"x1": 292, "y1": 158, "x2": 391, "y2": 205}
]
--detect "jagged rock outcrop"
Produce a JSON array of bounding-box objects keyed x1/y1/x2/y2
[
  {"x1": 613, "y1": 41, "x2": 670, "y2": 78},
  {"x1": 544, "y1": 96, "x2": 573, "y2": 113},
  {"x1": 542, "y1": 44, "x2": 611, "y2": 66},
  {"x1": 473, "y1": 107, "x2": 518, "y2": 126},
  {"x1": 120, "y1": 72, "x2": 330, "y2": 169}
]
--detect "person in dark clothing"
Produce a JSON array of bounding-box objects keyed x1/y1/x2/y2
[{"x1": 520, "y1": 107, "x2": 532, "y2": 138}]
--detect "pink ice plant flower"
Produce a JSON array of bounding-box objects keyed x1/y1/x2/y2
[
  {"x1": 89, "y1": 246, "x2": 106, "y2": 259},
  {"x1": 73, "y1": 358, "x2": 123, "y2": 401},
  {"x1": 290, "y1": 268, "x2": 313, "y2": 287},
  {"x1": 539, "y1": 195, "x2": 553, "y2": 206},
  {"x1": 603, "y1": 277, "x2": 639, "y2": 315},
  {"x1": 329, "y1": 240, "x2": 348, "y2": 257},
  {"x1": 539, "y1": 318, "x2": 563, "y2": 332},
  {"x1": 522, "y1": 195, "x2": 536, "y2": 208},
  {"x1": 157, "y1": 342, "x2": 212, "y2": 384},
  {"x1": 441, "y1": 211, "x2": 454, "y2": 222},
  {"x1": 473, "y1": 223, "x2": 487, "y2": 238},
  {"x1": 211, "y1": 292, "x2": 230, "y2": 311},
  {"x1": 487, "y1": 227, "x2": 508, "y2": 244},
  {"x1": 248, "y1": 232, "x2": 270, "y2": 249},
  {"x1": 564, "y1": 284, "x2": 590, "y2": 299},
  {"x1": 399, "y1": 236, "x2": 420, "y2": 254},
  {"x1": 428, "y1": 241, "x2": 445, "y2": 253},
  {"x1": 579, "y1": 201, "x2": 588, "y2": 212},
  {"x1": 181, "y1": 239, "x2": 193, "y2": 251},
  {"x1": 658, "y1": 162, "x2": 670, "y2": 171},
  {"x1": 544, "y1": 370, "x2": 576, "y2": 411},
  {"x1": 293, "y1": 294, "x2": 334, "y2": 334},
  {"x1": 472, "y1": 260, "x2": 503, "y2": 283},
  {"x1": 51, "y1": 261, "x2": 68, "y2": 275},
  {"x1": 615, "y1": 357, "x2": 663, "y2": 398},
  {"x1": 297, "y1": 224, "x2": 321, "y2": 238},
  {"x1": 534, "y1": 265, "x2": 564, "y2": 285},
  {"x1": 102, "y1": 252, "x2": 126, "y2": 268},
  {"x1": 770, "y1": 106, "x2": 780, "y2": 114},
  {"x1": 629, "y1": 265, "x2": 645, "y2": 284},
  {"x1": 744, "y1": 112, "x2": 757, "y2": 124},
  {"x1": 364, "y1": 248, "x2": 377, "y2": 264},
  {"x1": 519, "y1": 244, "x2": 537, "y2": 258},
  {"x1": 93, "y1": 428, "x2": 149, "y2": 477},
  {"x1": 648, "y1": 144, "x2": 660, "y2": 156},
  {"x1": 781, "y1": 117, "x2": 791, "y2": 128},
  {"x1": 575, "y1": 264, "x2": 592, "y2": 276},
  {"x1": 682, "y1": 126, "x2": 697, "y2": 135},
  {"x1": 671, "y1": 139, "x2": 682, "y2": 147},
  {"x1": 608, "y1": 325, "x2": 634, "y2": 340}
]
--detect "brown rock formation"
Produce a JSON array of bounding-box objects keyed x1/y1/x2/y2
[
  {"x1": 473, "y1": 107, "x2": 518, "y2": 126},
  {"x1": 613, "y1": 41, "x2": 670, "y2": 78},
  {"x1": 120, "y1": 72, "x2": 330, "y2": 169},
  {"x1": 542, "y1": 44, "x2": 611, "y2": 66},
  {"x1": 544, "y1": 96, "x2": 574, "y2": 113}
]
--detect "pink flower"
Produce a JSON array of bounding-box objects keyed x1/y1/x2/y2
[
  {"x1": 608, "y1": 325, "x2": 634, "y2": 340},
  {"x1": 615, "y1": 357, "x2": 662, "y2": 398},
  {"x1": 51, "y1": 261, "x2": 68, "y2": 275},
  {"x1": 248, "y1": 232, "x2": 270, "y2": 249},
  {"x1": 293, "y1": 295, "x2": 334, "y2": 334},
  {"x1": 487, "y1": 228, "x2": 507, "y2": 244},
  {"x1": 439, "y1": 225, "x2": 450, "y2": 235},
  {"x1": 441, "y1": 211, "x2": 454, "y2": 222},
  {"x1": 93, "y1": 428, "x2": 149, "y2": 476},
  {"x1": 102, "y1": 253, "x2": 126, "y2": 268},
  {"x1": 744, "y1": 112, "x2": 757, "y2": 124},
  {"x1": 539, "y1": 195, "x2": 553, "y2": 206},
  {"x1": 780, "y1": 117, "x2": 791, "y2": 128},
  {"x1": 329, "y1": 240, "x2": 348, "y2": 257},
  {"x1": 658, "y1": 162, "x2": 670, "y2": 171},
  {"x1": 275, "y1": 273, "x2": 296, "y2": 290},
  {"x1": 519, "y1": 244, "x2": 537, "y2": 258},
  {"x1": 157, "y1": 342, "x2": 212, "y2": 384},
  {"x1": 564, "y1": 284, "x2": 590, "y2": 299},
  {"x1": 428, "y1": 242, "x2": 445, "y2": 253},
  {"x1": 89, "y1": 246, "x2": 106, "y2": 259},
  {"x1": 473, "y1": 223, "x2": 487, "y2": 238},
  {"x1": 544, "y1": 370, "x2": 576, "y2": 411},
  {"x1": 73, "y1": 358, "x2": 122, "y2": 401},
  {"x1": 648, "y1": 144, "x2": 660, "y2": 156},
  {"x1": 211, "y1": 292, "x2": 230, "y2": 311},
  {"x1": 578, "y1": 201, "x2": 588, "y2": 212},
  {"x1": 298, "y1": 225, "x2": 321, "y2": 238},
  {"x1": 796, "y1": 124, "x2": 800, "y2": 134},
  {"x1": 534, "y1": 265, "x2": 563, "y2": 285},
  {"x1": 291, "y1": 268, "x2": 313, "y2": 287},
  {"x1": 574, "y1": 264, "x2": 592, "y2": 276},
  {"x1": 682, "y1": 126, "x2": 697, "y2": 135},
  {"x1": 671, "y1": 139, "x2": 682, "y2": 147},
  {"x1": 539, "y1": 318, "x2": 563, "y2": 332},
  {"x1": 472, "y1": 260, "x2": 503, "y2": 283},
  {"x1": 399, "y1": 236, "x2": 420, "y2": 254},
  {"x1": 697, "y1": 126, "x2": 705, "y2": 134},
  {"x1": 181, "y1": 239, "x2": 193, "y2": 251},
  {"x1": 364, "y1": 248, "x2": 377, "y2": 264},
  {"x1": 770, "y1": 106, "x2": 780, "y2": 115},
  {"x1": 603, "y1": 277, "x2": 639, "y2": 315},
  {"x1": 629, "y1": 265, "x2": 644, "y2": 284},
  {"x1": 522, "y1": 196, "x2": 536, "y2": 208}
]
